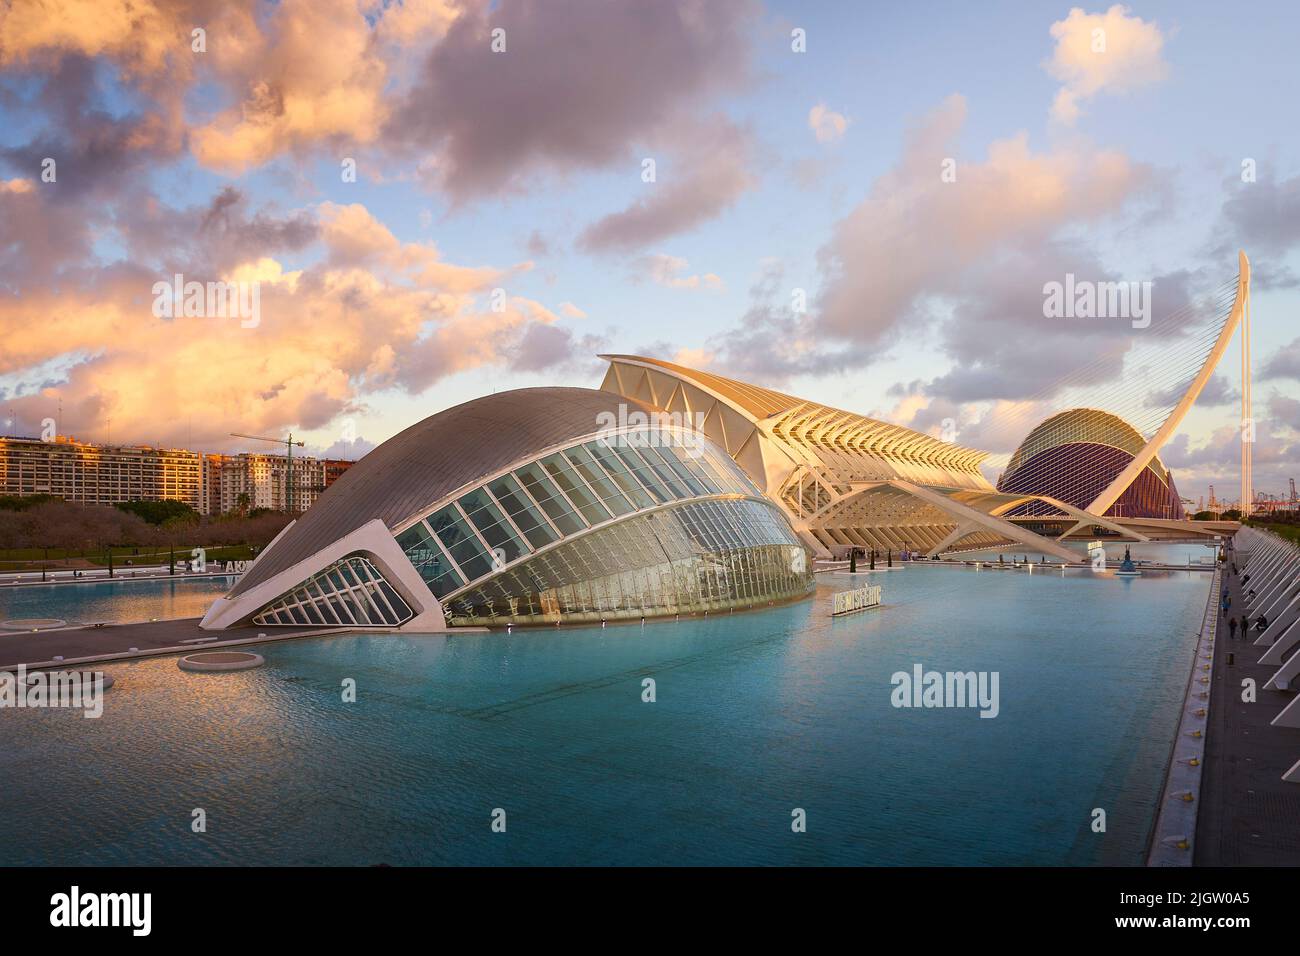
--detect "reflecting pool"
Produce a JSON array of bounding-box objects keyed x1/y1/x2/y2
[{"x1": 0, "y1": 563, "x2": 1208, "y2": 865}]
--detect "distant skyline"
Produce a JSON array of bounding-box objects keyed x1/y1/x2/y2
[{"x1": 1, "y1": 1, "x2": 1297, "y2": 502}]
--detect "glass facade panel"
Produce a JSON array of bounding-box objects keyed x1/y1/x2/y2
[
  {"x1": 632, "y1": 443, "x2": 691, "y2": 498},
  {"x1": 665, "y1": 439, "x2": 721, "y2": 495},
  {"x1": 442, "y1": 498, "x2": 812, "y2": 626},
  {"x1": 540, "y1": 453, "x2": 611, "y2": 525},
  {"x1": 605, "y1": 441, "x2": 673, "y2": 503},
  {"x1": 385, "y1": 425, "x2": 803, "y2": 621},
  {"x1": 253, "y1": 555, "x2": 413, "y2": 628},
  {"x1": 584, "y1": 440, "x2": 655, "y2": 509},
  {"x1": 396, "y1": 521, "x2": 466, "y2": 599},
  {"x1": 514, "y1": 462, "x2": 586, "y2": 536},
  {"x1": 457, "y1": 488, "x2": 528, "y2": 565},
  {"x1": 427, "y1": 504, "x2": 494, "y2": 581},
  {"x1": 643, "y1": 441, "x2": 707, "y2": 496},
  {"x1": 487, "y1": 474, "x2": 559, "y2": 549},
  {"x1": 562, "y1": 444, "x2": 634, "y2": 517}
]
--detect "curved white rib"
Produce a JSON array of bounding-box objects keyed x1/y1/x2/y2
[{"x1": 1087, "y1": 251, "x2": 1250, "y2": 515}]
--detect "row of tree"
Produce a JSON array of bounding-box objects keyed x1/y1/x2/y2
[{"x1": 0, "y1": 496, "x2": 292, "y2": 554}]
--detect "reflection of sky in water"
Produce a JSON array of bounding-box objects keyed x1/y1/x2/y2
[
  {"x1": 0, "y1": 565, "x2": 1208, "y2": 866},
  {"x1": 0, "y1": 577, "x2": 233, "y2": 624},
  {"x1": 951, "y1": 541, "x2": 1221, "y2": 565}
]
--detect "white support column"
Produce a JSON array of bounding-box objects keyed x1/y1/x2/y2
[
  {"x1": 1264, "y1": 644, "x2": 1300, "y2": 692},
  {"x1": 1271, "y1": 694, "x2": 1300, "y2": 730},
  {"x1": 1259, "y1": 614, "x2": 1300, "y2": 666},
  {"x1": 1252, "y1": 572, "x2": 1299, "y2": 627},
  {"x1": 927, "y1": 521, "x2": 981, "y2": 557}
]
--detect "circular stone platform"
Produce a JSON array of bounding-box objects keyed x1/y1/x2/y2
[
  {"x1": 0, "y1": 618, "x2": 67, "y2": 631},
  {"x1": 178, "y1": 651, "x2": 265, "y2": 672}
]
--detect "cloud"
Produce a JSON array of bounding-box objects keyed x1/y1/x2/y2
[
  {"x1": 0, "y1": 0, "x2": 194, "y2": 72},
  {"x1": 1210, "y1": 169, "x2": 1300, "y2": 288},
  {"x1": 0, "y1": 53, "x2": 186, "y2": 201},
  {"x1": 1262, "y1": 337, "x2": 1300, "y2": 382},
  {"x1": 697, "y1": 259, "x2": 849, "y2": 384},
  {"x1": 387, "y1": 0, "x2": 756, "y2": 200},
  {"x1": 1148, "y1": 372, "x2": 1238, "y2": 408},
  {"x1": 815, "y1": 94, "x2": 1150, "y2": 351},
  {"x1": 317, "y1": 201, "x2": 508, "y2": 293},
  {"x1": 1046, "y1": 5, "x2": 1168, "y2": 124},
  {"x1": 188, "y1": 0, "x2": 418, "y2": 173},
  {"x1": 0, "y1": 2, "x2": 279, "y2": 200},
  {"x1": 504, "y1": 322, "x2": 609, "y2": 375},
  {"x1": 576, "y1": 118, "x2": 756, "y2": 253},
  {"x1": 526, "y1": 231, "x2": 552, "y2": 258},
  {"x1": 0, "y1": 188, "x2": 581, "y2": 450},
  {"x1": 631, "y1": 254, "x2": 724, "y2": 291},
  {"x1": 808, "y1": 104, "x2": 849, "y2": 144},
  {"x1": 312, "y1": 435, "x2": 377, "y2": 460},
  {"x1": 1161, "y1": 399, "x2": 1297, "y2": 497}
]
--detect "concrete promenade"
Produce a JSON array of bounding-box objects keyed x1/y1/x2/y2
[
  {"x1": 0, "y1": 617, "x2": 348, "y2": 671},
  {"x1": 1196, "y1": 532, "x2": 1300, "y2": 865}
]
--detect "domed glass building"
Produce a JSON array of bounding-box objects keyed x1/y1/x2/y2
[
  {"x1": 201, "y1": 387, "x2": 813, "y2": 631},
  {"x1": 996, "y1": 408, "x2": 1185, "y2": 519}
]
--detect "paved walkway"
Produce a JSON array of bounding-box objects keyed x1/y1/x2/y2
[
  {"x1": 0, "y1": 617, "x2": 347, "y2": 670},
  {"x1": 1195, "y1": 543, "x2": 1300, "y2": 864}
]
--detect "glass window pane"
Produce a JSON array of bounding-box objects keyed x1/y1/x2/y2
[
  {"x1": 515, "y1": 462, "x2": 586, "y2": 536},
  {"x1": 704, "y1": 445, "x2": 759, "y2": 495},
  {"x1": 629, "y1": 444, "x2": 690, "y2": 499},
  {"x1": 668, "y1": 436, "x2": 722, "y2": 494},
  {"x1": 458, "y1": 489, "x2": 528, "y2": 565},
  {"x1": 607, "y1": 441, "x2": 672, "y2": 503},
  {"x1": 456, "y1": 487, "x2": 498, "y2": 530},
  {"x1": 428, "y1": 505, "x2": 494, "y2": 580},
  {"x1": 585, "y1": 440, "x2": 654, "y2": 509},
  {"x1": 541, "y1": 453, "x2": 611, "y2": 525},
  {"x1": 488, "y1": 474, "x2": 559, "y2": 548},
  {"x1": 564, "y1": 444, "x2": 633, "y2": 516},
  {"x1": 397, "y1": 522, "x2": 443, "y2": 577},
  {"x1": 394, "y1": 521, "x2": 466, "y2": 596},
  {"x1": 646, "y1": 441, "x2": 707, "y2": 496}
]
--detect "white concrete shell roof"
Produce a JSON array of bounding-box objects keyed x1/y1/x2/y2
[{"x1": 227, "y1": 387, "x2": 658, "y2": 599}]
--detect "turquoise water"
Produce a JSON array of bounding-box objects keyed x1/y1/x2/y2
[
  {"x1": 0, "y1": 577, "x2": 234, "y2": 624},
  {"x1": 955, "y1": 541, "x2": 1220, "y2": 565},
  {"x1": 0, "y1": 564, "x2": 1208, "y2": 866}
]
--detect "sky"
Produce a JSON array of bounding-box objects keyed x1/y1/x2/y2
[{"x1": 0, "y1": 0, "x2": 1297, "y2": 508}]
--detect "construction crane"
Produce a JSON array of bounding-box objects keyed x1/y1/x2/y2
[
  {"x1": 1291, "y1": 478, "x2": 1297, "y2": 507},
  {"x1": 230, "y1": 432, "x2": 306, "y2": 513}
]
